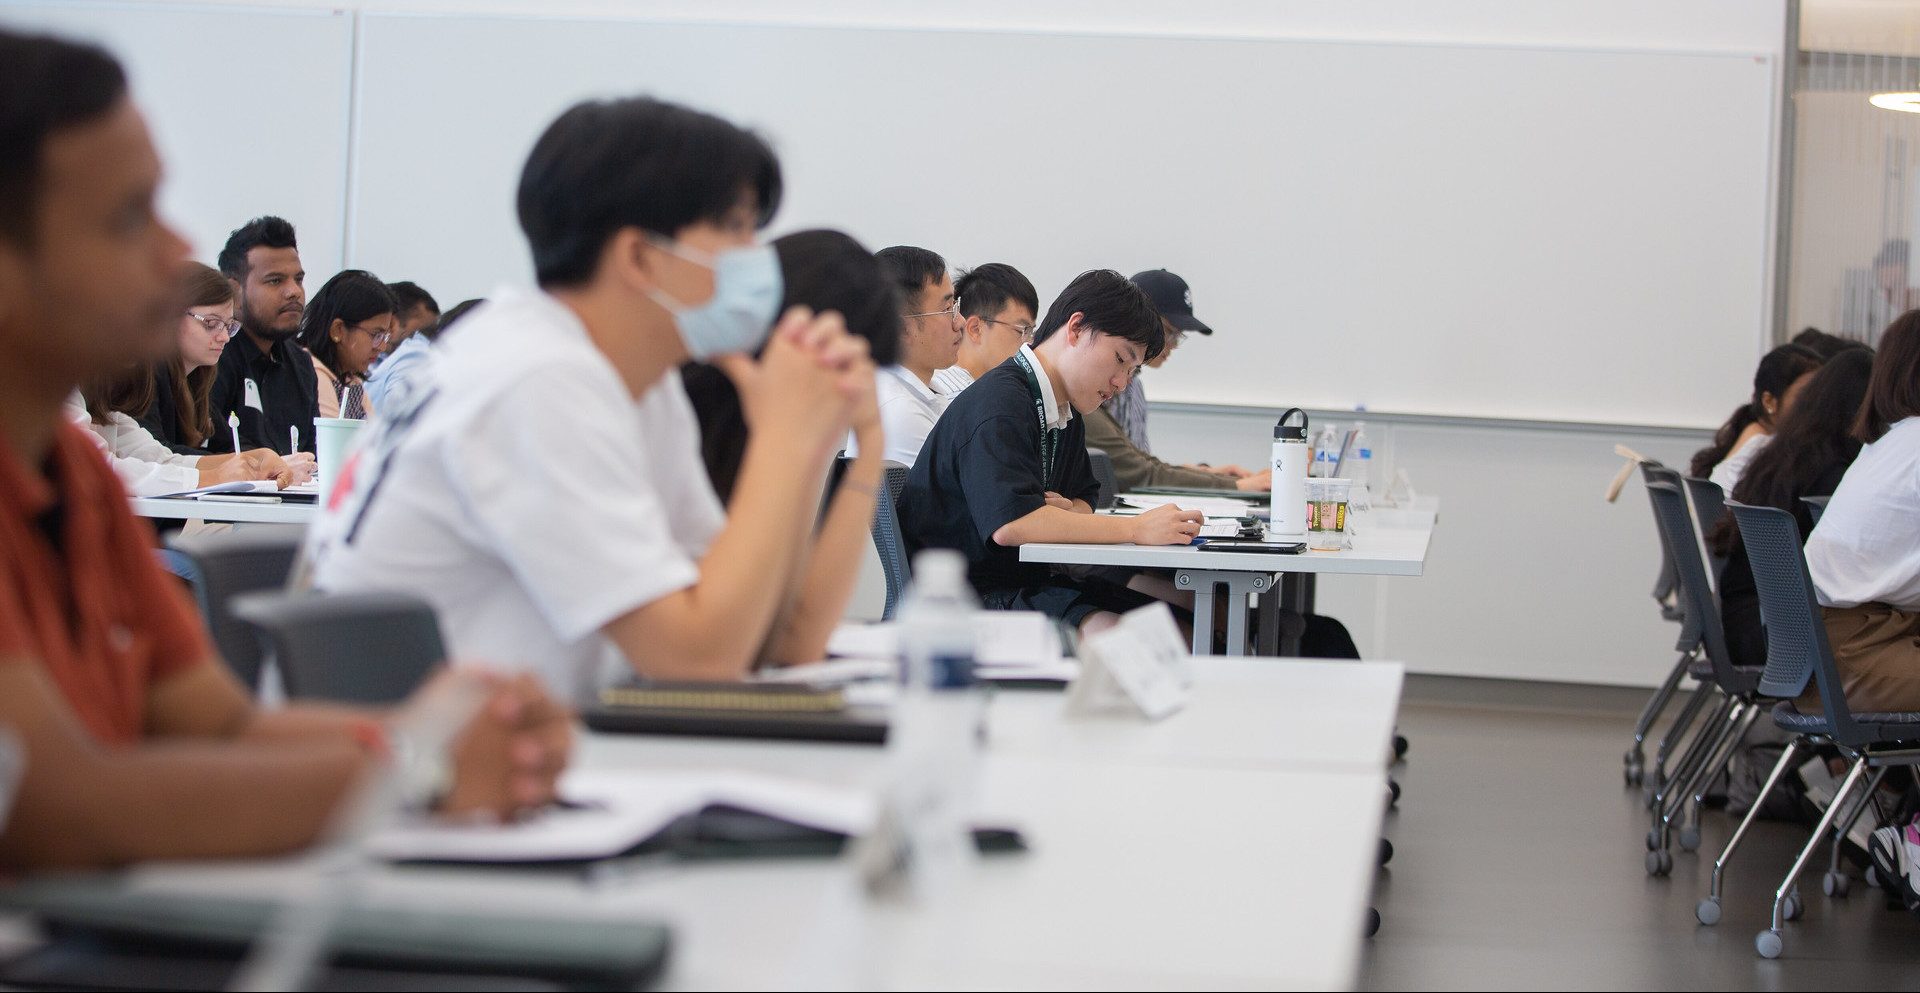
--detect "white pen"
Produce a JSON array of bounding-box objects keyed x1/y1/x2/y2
[
  {"x1": 290, "y1": 425, "x2": 298, "y2": 455},
  {"x1": 228, "y1": 412, "x2": 241, "y2": 455}
]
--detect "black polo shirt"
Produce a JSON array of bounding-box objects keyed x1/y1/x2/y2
[
  {"x1": 206, "y1": 332, "x2": 317, "y2": 455},
  {"x1": 898, "y1": 358, "x2": 1100, "y2": 594}
]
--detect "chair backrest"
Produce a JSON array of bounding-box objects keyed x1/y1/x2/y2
[
  {"x1": 874, "y1": 462, "x2": 912, "y2": 621},
  {"x1": 1802, "y1": 495, "x2": 1829, "y2": 525},
  {"x1": 1725, "y1": 500, "x2": 1860, "y2": 738},
  {"x1": 166, "y1": 528, "x2": 304, "y2": 691},
  {"x1": 1639, "y1": 462, "x2": 1694, "y2": 642},
  {"x1": 233, "y1": 591, "x2": 446, "y2": 704},
  {"x1": 1086, "y1": 448, "x2": 1119, "y2": 510},
  {"x1": 1681, "y1": 475, "x2": 1729, "y2": 585},
  {"x1": 1646, "y1": 480, "x2": 1749, "y2": 693}
]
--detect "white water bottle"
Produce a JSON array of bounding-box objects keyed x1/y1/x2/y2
[
  {"x1": 888, "y1": 550, "x2": 985, "y2": 899},
  {"x1": 1270, "y1": 409, "x2": 1310, "y2": 542}
]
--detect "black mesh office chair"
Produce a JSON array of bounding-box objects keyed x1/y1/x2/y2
[
  {"x1": 166, "y1": 528, "x2": 304, "y2": 692},
  {"x1": 874, "y1": 462, "x2": 912, "y2": 621},
  {"x1": 1643, "y1": 480, "x2": 1766, "y2": 874},
  {"x1": 234, "y1": 591, "x2": 446, "y2": 705},
  {"x1": 1682, "y1": 475, "x2": 1730, "y2": 586},
  {"x1": 1086, "y1": 448, "x2": 1119, "y2": 510},
  {"x1": 1722, "y1": 500, "x2": 1920, "y2": 959},
  {"x1": 1626, "y1": 462, "x2": 1711, "y2": 793}
]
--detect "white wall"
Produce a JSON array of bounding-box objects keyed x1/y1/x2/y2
[{"x1": 6, "y1": 0, "x2": 1777, "y2": 686}]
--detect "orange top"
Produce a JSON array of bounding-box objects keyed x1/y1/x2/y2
[{"x1": 0, "y1": 421, "x2": 210, "y2": 745}]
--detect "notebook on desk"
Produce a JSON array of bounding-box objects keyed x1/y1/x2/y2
[
  {"x1": 0, "y1": 876, "x2": 672, "y2": 991},
  {"x1": 584, "y1": 682, "x2": 890, "y2": 743}
]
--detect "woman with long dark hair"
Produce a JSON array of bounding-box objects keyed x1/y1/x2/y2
[
  {"x1": 1691, "y1": 343, "x2": 1823, "y2": 490},
  {"x1": 1713, "y1": 346, "x2": 1874, "y2": 669},
  {"x1": 297, "y1": 270, "x2": 399, "y2": 419}
]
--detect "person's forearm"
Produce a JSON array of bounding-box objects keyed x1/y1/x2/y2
[
  {"x1": 993, "y1": 505, "x2": 1137, "y2": 546},
  {"x1": 240, "y1": 701, "x2": 394, "y2": 744},
  {"x1": 611, "y1": 427, "x2": 830, "y2": 680},
  {"x1": 1, "y1": 738, "x2": 366, "y2": 869},
  {"x1": 762, "y1": 451, "x2": 882, "y2": 665}
]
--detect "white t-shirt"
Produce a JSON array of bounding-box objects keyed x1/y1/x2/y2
[
  {"x1": 1806, "y1": 416, "x2": 1920, "y2": 611},
  {"x1": 1708, "y1": 432, "x2": 1770, "y2": 493},
  {"x1": 306, "y1": 287, "x2": 727, "y2": 706},
  {"x1": 847, "y1": 365, "x2": 945, "y2": 467},
  {"x1": 930, "y1": 365, "x2": 974, "y2": 397}
]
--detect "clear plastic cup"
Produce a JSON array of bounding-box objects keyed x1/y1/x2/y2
[{"x1": 1305, "y1": 477, "x2": 1352, "y2": 551}]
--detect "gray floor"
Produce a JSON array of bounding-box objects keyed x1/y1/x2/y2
[{"x1": 1358, "y1": 675, "x2": 1920, "y2": 990}]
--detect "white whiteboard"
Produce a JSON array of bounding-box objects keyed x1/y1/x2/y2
[
  {"x1": 0, "y1": 1, "x2": 353, "y2": 276},
  {"x1": 343, "y1": 16, "x2": 1775, "y2": 428}
]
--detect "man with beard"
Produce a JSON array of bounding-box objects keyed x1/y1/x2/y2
[{"x1": 207, "y1": 215, "x2": 317, "y2": 453}]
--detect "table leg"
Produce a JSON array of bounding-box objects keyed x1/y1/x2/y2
[{"x1": 1179, "y1": 572, "x2": 1217, "y2": 655}]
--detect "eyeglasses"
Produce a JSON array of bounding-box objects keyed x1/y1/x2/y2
[
  {"x1": 906, "y1": 300, "x2": 960, "y2": 322},
  {"x1": 982, "y1": 317, "x2": 1037, "y2": 343},
  {"x1": 347, "y1": 323, "x2": 394, "y2": 347},
  {"x1": 187, "y1": 312, "x2": 241, "y2": 336}
]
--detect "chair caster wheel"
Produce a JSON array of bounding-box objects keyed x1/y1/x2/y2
[
  {"x1": 1695, "y1": 897, "x2": 1721, "y2": 926},
  {"x1": 1365, "y1": 907, "x2": 1381, "y2": 937},
  {"x1": 1394, "y1": 735, "x2": 1409, "y2": 759},
  {"x1": 1378, "y1": 838, "x2": 1393, "y2": 866},
  {"x1": 1679, "y1": 827, "x2": 1701, "y2": 852},
  {"x1": 1646, "y1": 849, "x2": 1673, "y2": 876},
  {"x1": 1387, "y1": 778, "x2": 1401, "y2": 806},
  {"x1": 1823, "y1": 870, "x2": 1850, "y2": 898},
  {"x1": 1782, "y1": 892, "x2": 1804, "y2": 921},
  {"x1": 1755, "y1": 928, "x2": 1783, "y2": 959}
]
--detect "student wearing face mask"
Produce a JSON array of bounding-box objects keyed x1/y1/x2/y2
[
  {"x1": 306, "y1": 96, "x2": 871, "y2": 707},
  {"x1": 682, "y1": 228, "x2": 900, "y2": 664}
]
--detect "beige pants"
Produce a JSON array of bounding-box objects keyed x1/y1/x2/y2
[{"x1": 1814, "y1": 604, "x2": 1920, "y2": 714}]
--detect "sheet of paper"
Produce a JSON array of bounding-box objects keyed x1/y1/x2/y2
[
  {"x1": 826, "y1": 611, "x2": 1063, "y2": 667},
  {"x1": 1114, "y1": 494, "x2": 1259, "y2": 518},
  {"x1": 157, "y1": 480, "x2": 280, "y2": 499},
  {"x1": 367, "y1": 768, "x2": 878, "y2": 863}
]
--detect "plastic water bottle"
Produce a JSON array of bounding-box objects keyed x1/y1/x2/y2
[
  {"x1": 1312, "y1": 423, "x2": 1340, "y2": 478},
  {"x1": 887, "y1": 549, "x2": 985, "y2": 899},
  {"x1": 1341, "y1": 422, "x2": 1373, "y2": 512},
  {"x1": 1270, "y1": 409, "x2": 1310, "y2": 542}
]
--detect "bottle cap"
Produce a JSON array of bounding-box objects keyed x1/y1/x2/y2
[{"x1": 1274, "y1": 408, "x2": 1308, "y2": 441}]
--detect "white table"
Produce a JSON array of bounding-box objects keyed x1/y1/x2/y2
[
  {"x1": 1021, "y1": 500, "x2": 1438, "y2": 656},
  {"x1": 20, "y1": 658, "x2": 1399, "y2": 990},
  {"x1": 988, "y1": 657, "x2": 1405, "y2": 775},
  {"x1": 131, "y1": 497, "x2": 317, "y2": 527}
]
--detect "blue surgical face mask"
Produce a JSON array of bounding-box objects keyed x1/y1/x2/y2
[{"x1": 646, "y1": 238, "x2": 783, "y2": 359}]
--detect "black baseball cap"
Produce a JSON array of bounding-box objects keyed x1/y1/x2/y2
[{"x1": 1128, "y1": 269, "x2": 1212, "y2": 335}]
